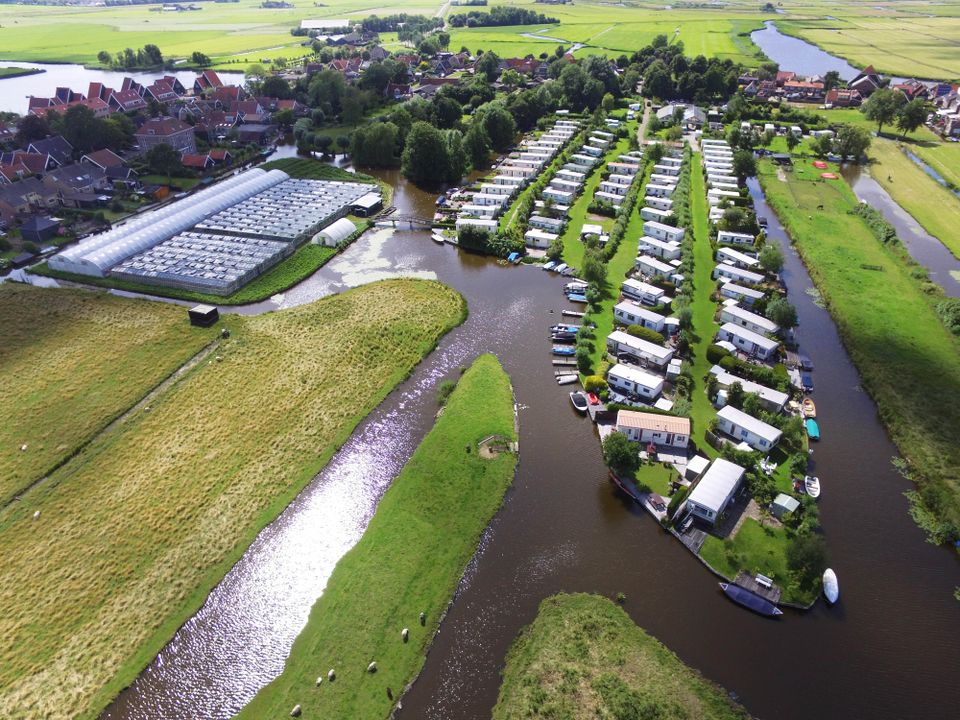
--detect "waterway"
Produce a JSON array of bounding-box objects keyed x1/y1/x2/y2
[
  {"x1": 840, "y1": 162, "x2": 960, "y2": 297},
  {"x1": 904, "y1": 149, "x2": 960, "y2": 198},
  {"x1": 0, "y1": 62, "x2": 243, "y2": 115},
  {"x1": 751, "y1": 21, "x2": 861, "y2": 81},
  {"x1": 95, "y1": 169, "x2": 960, "y2": 720}
]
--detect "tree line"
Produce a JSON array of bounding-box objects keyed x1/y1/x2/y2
[{"x1": 448, "y1": 7, "x2": 559, "y2": 28}]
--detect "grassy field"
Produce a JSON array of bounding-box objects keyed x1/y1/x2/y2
[
  {"x1": 0, "y1": 66, "x2": 41, "y2": 79},
  {"x1": 493, "y1": 593, "x2": 750, "y2": 720},
  {"x1": 0, "y1": 284, "x2": 213, "y2": 507},
  {"x1": 0, "y1": 279, "x2": 465, "y2": 720},
  {"x1": 910, "y1": 138, "x2": 960, "y2": 191},
  {"x1": 759, "y1": 159, "x2": 960, "y2": 535},
  {"x1": 237, "y1": 353, "x2": 517, "y2": 719},
  {"x1": 863, "y1": 138, "x2": 960, "y2": 260}
]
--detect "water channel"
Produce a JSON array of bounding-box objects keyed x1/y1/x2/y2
[
  {"x1": 0, "y1": 62, "x2": 243, "y2": 115},
  {"x1": 91, "y1": 164, "x2": 960, "y2": 720},
  {"x1": 750, "y1": 21, "x2": 861, "y2": 81}
]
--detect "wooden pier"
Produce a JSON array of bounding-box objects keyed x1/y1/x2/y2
[
  {"x1": 734, "y1": 571, "x2": 782, "y2": 605},
  {"x1": 552, "y1": 358, "x2": 577, "y2": 366}
]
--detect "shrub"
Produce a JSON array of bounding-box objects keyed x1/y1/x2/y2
[
  {"x1": 583, "y1": 375, "x2": 608, "y2": 394},
  {"x1": 706, "y1": 343, "x2": 730, "y2": 364},
  {"x1": 602, "y1": 431, "x2": 639, "y2": 475},
  {"x1": 437, "y1": 379, "x2": 457, "y2": 405},
  {"x1": 625, "y1": 324, "x2": 665, "y2": 345}
]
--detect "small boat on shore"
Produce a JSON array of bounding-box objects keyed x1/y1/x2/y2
[
  {"x1": 552, "y1": 345, "x2": 576, "y2": 356},
  {"x1": 431, "y1": 233, "x2": 446, "y2": 244},
  {"x1": 823, "y1": 568, "x2": 839, "y2": 604},
  {"x1": 543, "y1": 261, "x2": 557, "y2": 271},
  {"x1": 802, "y1": 398, "x2": 816, "y2": 418},
  {"x1": 805, "y1": 417, "x2": 820, "y2": 440},
  {"x1": 798, "y1": 353, "x2": 814, "y2": 371},
  {"x1": 719, "y1": 582, "x2": 783, "y2": 617},
  {"x1": 569, "y1": 391, "x2": 588, "y2": 413},
  {"x1": 804, "y1": 475, "x2": 821, "y2": 499}
]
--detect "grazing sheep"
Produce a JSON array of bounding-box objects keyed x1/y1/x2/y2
[
  {"x1": 290, "y1": 704, "x2": 301, "y2": 717},
  {"x1": 328, "y1": 668, "x2": 336, "y2": 681},
  {"x1": 315, "y1": 676, "x2": 323, "y2": 687},
  {"x1": 32, "y1": 511, "x2": 40, "y2": 521},
  {"x1": 419, "y1": 611, "x2": 426, "y2": 626},
  {"x1": 401, "y1": 628, "x2": 409, "y2": 642},
  {"x1": 367, "y1": 661, "x2": 377, "y2": 673}
]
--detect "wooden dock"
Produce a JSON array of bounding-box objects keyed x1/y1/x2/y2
[
  {"x1": 552, "y1": 358, "x2": 577, "y2": 366},
  {"x1": 562, "y1": 310, "x2": 585, "y2": 318},
  {"x1": 734, "y1": 571, "x2": 782, "y2": 605}
]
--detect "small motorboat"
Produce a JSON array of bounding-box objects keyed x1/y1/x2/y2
[
  {"x1": 802, "y1": 398, "x2": 816, "y2": 418},
  {"x1": 506, "y1": 251, "x2": 521, "y2": 264},
  {"x1": 804, "y1": 475, "x2": 821, "y2": 499},
  {"x1": 569, "y1": 391, "x2": 589, "y2": 413},
  {"x1": 822, "y1": 568, "x2": 839, "y2": 604},
  {"x1": 805, "y1": 417, "x2": 820, "y2": 441},
  {"x1": 550, "y1": 324, "x2": 580, "y2": 334},
  {"x1": 719, "y1": 583, "x2": 783, "y2": 617},
  {"x1": 551, "y1": 333, "x2": 576, "y2": 343},
  {"x1": 552, "y1": 345, "x2": 576, "y2": 356},
  {"x1": 554, "y1": 263, "x2": 568, "y2": 274},
  {"x1": 802, "y1": 373, "x2": 814, "y2": 392},
  {"x1": 431, "y1": 233, "x2": 446, "y2": 244},
  {"x1": 543, "y1": 261, "x2": 557, "y2": 271},
  {"x1": 567, "y1": 293, "x2": 588, "y2": 303},
  {"x1": 798, "y1": 353, "x2": 814, "y2": 371},
  {"x1": 586, "y1": 392, "x2": 600, "y2": 405},
  {"x1": 556, "y1": 374, "x2": 579, "y2": 385}
]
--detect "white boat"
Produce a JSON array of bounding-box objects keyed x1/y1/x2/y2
[
  {"x1": 431, "y1": 233, "x2": 446, "y2": 244},
  {"x1": 804, "y1": 475, "x2": 821, "y2": 499},
  {"x1": 822, "y1": 568, "x2": 839, "y2": 604},
  {"x1": 556, "y1": 374, "x2": 579, "y2": 385},
  {"x1": 569, "y1": 391, "x2": 589, "y2": 413}
]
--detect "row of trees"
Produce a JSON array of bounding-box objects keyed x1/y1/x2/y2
[
  {"x1": 96, "y1": 44, "x2": 165, "y2": 70},
  {"x1": 14, "y1": 105, "x2": 135, "y2": 154},
  {"x1": 861, "y1": 88, "x2": 928, "y2": 138},
  {"x1": 448, "y1": 7, "x2": 558, "y2": 28}
]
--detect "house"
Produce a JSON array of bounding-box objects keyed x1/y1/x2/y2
[
  {"x1": 716, "y1": 405, "x2": 782, "y2": 451},
  {"x1": 642, "y1": 220, "x2": 684, "y2": 243},
  {"x1": 235, "y1": 123, "x2": 277, "y2": 145},
  {"x1": 19, "y1": 215, "x2": 60, "y2": 244},
  {"x1": 645, "y1": 195, "x2": 673, "y2": 212},
  {"x1": 720, "y1": 302, "x2": 779, "y2": 337},
  {"x1": 209, "y1": 149, "x2": 233, "y2": 165},
  {"x1": 771, "y1": 493, "x2": 800, "y2": 519},
  {"x1": 43, "y1": 163, "x2": 108, "y2": 196},
  {"x1": 640, "y1": 206, "x2": 672, "y2": 223},
  {"x1": 616, "y1": 410, "x2": 690, "y2": 449},
  {"x1": 783, "y1": 80, "x2": 825, "y2": 102},
  {"x1": 637, "y1": 236, "x2": 681, "y2": 261},
  {"x1": 194, "y1": 69, "x2": 224, "y2": 93},
  {"x1": 594, "y1": 191, "x2": 624, "y2": 206},
  {"x1": 621, "y1": 278, "x2": 665, "y2": 306},
  {"x1": 646, "y1": 183, "x2": 675, "y2": 198},
  {"x1": 0, "y1": 176, "x2": 60, "y2": 212},
  {"x1": 455, "y1": 217, "x2": 497, "y2": 232},
  {"x1": 652, "y1": 163, "x2": 681, "y2": 177},
  {"x1": 606, "y1": 330, "x2": 674, "y2": 369},
  {"x1": 635, "y1": 254, "x2": 674, "y2": 280},
  {"x1": 709, "y1": 365, "x2": 788, "y2": 413},
  {"x1": 825, "y1": 87, "x2": 862, "y2": 108},
  {"x1": 524, "y1": 228, "x2": 558, "y2": 249},
  {"x1": 81, "y1": 148, "x2": 125, "y2": 170},
  {"x1": 181, "y1": 153, "x2": 214, "y2": 170},
  {"x1": 719, "y1": 282, "x2": 764, "y2": 307},
  {"x1": 686, "y1": 458, "x2": 745, "y2": 525},
  {"x1": 713, "y1": 262, "x2": 764, "y2": 286},
  {"x1": 606, "y1": 363, "x2": 664, "y2": 401},
  {"x1": 109, "y1": 88, "x2": 148, "y2": 113},
  {"x1": 27, "y1": 136, "x2": 74, "y2": 167},
  {"x1": 0, "y1": 123, "x2": 15, "y2": 147},
  {"x1": 717, "y1": 322, "x2": 779, "y2": 360},
  {"x1": 717, "y1": 230, "x2": 755, "y2": 246},
  {"x1": 613, "y1": 301, "x2": 666, "y2": 332},
  {"x1": 135, "y1": 117, "x2": 197, "y2": 155},
  {"x1": 105, "y1": 164, "x2": 140, "y2": 189},
  {"x1": 716, "y1": 246, "x2": 759, "y2": 270},
  {"x1": 528, "y1": 214, "x2": 564, "y2": 233}
]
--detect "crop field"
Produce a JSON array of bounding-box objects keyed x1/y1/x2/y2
[
  {"x1": 0, "y1": 279, "x2": 465, "y2": 720},
  {"x1": 759, "y1": 160, "x2": 960, "y2": 535},
  {"x1": 238, "y1": 353, "x2": 517, "y2": 719},
  {"x1": 0, "y1": 284, "x2": 212, "y2": 507},
  {"x1": 493, "y1": 593, "x2": 749, "y2": 720}
]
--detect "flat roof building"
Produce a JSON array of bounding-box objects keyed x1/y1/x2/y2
[{"x1": 686, "y1": 458, "x2": 745, "y2": 524}]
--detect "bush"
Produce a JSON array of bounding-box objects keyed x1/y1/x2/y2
[
  {"x1": 625, "y1": 324, "x2": 665, "y2": 345},
  {"x1": 583, "y1": 375, "x2": 608, "y2": 394},
  {"x1": 706, "y1": 343, "x2": 731, "y2": 364},
  {"x1": 437, "y1": 379, "x2": 457, "y2": 405},
  {"x1": 602, "y1": 431, "x2": 639, "y2": 475},
  {"x1": 667, "y1": 485, "x2": 689, "y2": 520}
]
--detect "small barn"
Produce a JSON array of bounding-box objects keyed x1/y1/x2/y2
[
  {"x1": 350, "y1": 192, "x2": 382, "y2": 217},
  {"x1": 314, "y1": 217, "x2": 356, "y2": 247},
  {"x1": 188, "y1": 304, "x2": 219, "y2": 327},
  {"x1": 771, "y1": 493, "x2": 800, "y2": 519}
]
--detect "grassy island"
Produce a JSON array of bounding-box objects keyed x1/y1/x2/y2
[
  {"x1": 238, "y1": 353, "x2": 517, "y2": 720},
  {"x1": 494, "y1": 593, "x2": 750, "y2": 720}
]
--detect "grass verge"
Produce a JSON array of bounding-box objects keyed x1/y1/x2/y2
[
  {"x1": 758, "y1": 160, "x2": 960, "y2": 538},
  {"x1": 493, "y1": 593, "x2": 750, "y2": 720},
  {"x1": 237, "y1": 353, "x2": 517, "y2": 719},
  {"x1": 0, "y1": 279, "x2": 466, "y2": 720}
]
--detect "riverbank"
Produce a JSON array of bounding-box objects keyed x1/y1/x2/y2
[
  {"x1": 0, "y1": 66, "x2": 42, "y2": 80},
  {"x1": 0, "y1": 280, "x2": 466, "y2": 720},
  {"x1": 493, "y1": 593, "x2": 750, "y2": 720},
  {"x1": 758, "y1": 160, "x2": 960, "y2": 539},
  {"x1": 236, "y1": 353, "x2": 517, "y2": 719}
]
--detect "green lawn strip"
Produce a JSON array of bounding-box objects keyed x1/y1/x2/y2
[
  {"x1": 758, "y1": 160, "x2": 960, "y2": 533},
  {"x1": 633, "y1": 463, "x2": 675, "y2": 497},
  {"x1": 139, "y1": 174, "x2": 202, "y2": 190},
  {"x1": 864, "y1": 138, "x2": 960, "y2": 260},
  {"x1": 700, "y1": 519, "x2": 802, "y2": 600},
  {"x1": 0, "y1": 66, "x2": 42, "y2": 79},
  {"x1": 493, "y1": 593, "x2": 750, "y2": 720},
  {"x1": 237, "y1": 354, "x2": 517, "y2": 720},
  {"x1": 688, "y1": 154, "x2": 721, "y2": 456}
]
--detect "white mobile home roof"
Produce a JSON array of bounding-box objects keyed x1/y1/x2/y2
[
  {"x1": 716, "y1": 246, "x2": 759, "y2": 268},
  {"x1": 608, "y1": 363, "x2": 665, "y2": 392},
  {"x1": 643, "y1": 220, "x2": 684, "y2": 236},
  {"x1": 688, "y1": 458, "x2": 745, "y2": 515},
  {"x1": 717, "y1": 405, "x2": 782, "y2": 444},
  {"x1": 622, "y1": 277, "x2": 664, "y2": 299},
  {"x1": 721, "y1": 282, "x2": 764, "y2": 302},
  {"x1": 455, "y1": 217, "x2": 497, "y2": 230},
  {"x1": 607, "y1": 330, "x2": 673, "y2": 361},
  {"x1": 715, "y1": 263, "x2": 764, "y2": 285},
  {"x1": 615, "y1": 301, "x2": 666, "y2": 325},
  {"x1": 717, "y1": 230, "x2": 755, "y2": 245},
  {"x1": 636, "y1": 254, "x2": 674, "y2": 275},
  {"x1": 721, "y1": 303, "x2": 779, "y2": 334},
  {"x1": 709, "y1": 365, "x2": 789, "y2": 410},
  {"x1": 595, "y1": 191, "x2": 625, "y2": 204},
  {"x1": 719, "y1": 322, "x2": 779, "y2": 353}
]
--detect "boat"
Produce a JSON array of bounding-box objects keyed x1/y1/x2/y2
[
  {"x1": 552, "y1": 345, "x2": 576, "y2": 356},
  {"x1": 804, "y1": 475, "x2": 821, "y2": 499},
  {"x1": 551, "y1": 333, "x2": 576, "y2": 343},
  {"x1": 802, "y1": 398, "x2": 816, "y2": 418},
  {"x1": 431, "y1": 233, "x2": 446, "y2": 244},
  {"x1": 556, "y1": 374, "x2": 579, "y2": 385},
  {"x1": 798, "y1": 353, "x2": 814, "y2": 371},
  {"x1": 719, "y1": 583, "x2": 783, "y2": 617},
  {"x1": 567, "y1": 293, "x2": 588, "y2": 303},
  {"x1": 506, "y1": 251, "x2": 521, "y2": 264},
  {"x1": 802, "y1": 373, "x2": 814, "y2": 392},
  {"x1": 562, "y1": 310, "x2": 585, "y2": 318},
  {"x1": 543, "y1": 261, "x2": 557, "y2": 271},
  {"x1": 822, "y1": 568, "x2": 839, "y2": 604},
  {"x1": 554, "y1": 263, "x2": 568, "y2": 274},
  {"x1": 569, "y1": 391, "x2": 589, "y2": 413},
  {"x1": 550, "y1": 324, "x2": 580, "y2": 333},
  {"x1": 805, "y1": 417, "x2": 820, "y2": 441}
]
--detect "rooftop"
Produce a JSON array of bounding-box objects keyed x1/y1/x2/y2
[
  {"x1": 688, "y1": 458, "x2": 745, "y2": 514},
  {"x1": 616, "y1": 410, "x2": 690, "y2": 435},
  {"x1": 717, "y1": 405, "x2": 783, "y2": 443}
]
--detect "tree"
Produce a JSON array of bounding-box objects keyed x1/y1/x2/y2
[
  {"x1": 401, "y1": 121, "x2": 449, "y2": 184},
  {"x1": 475, "y1": 51, "x2": 501, "y2": 82},
  {"x1": 786, "y1": 132, "x2": 800, "y2": 152},
  {"x1": 896, "y1": 98, "x2": 928, "y2": 139},
  {"x1": 759, "y1": 243, "x2": 784, "y2": 273},
  {"x1": 823, "y1": 70, "x2": 840, "y2": 93},
  {"x1": 444, "y1": 129, "x2": 467, "y2": 182},
  {"x1": 261, "y1": 75, "x2": 292, "y2": 99},
  {"x1": 766, "y1": 296, "x2": 798, "y2": 329},
  {"x1": 480, "y1": 103, "x2": 516, "y2": 152},
  {"x1": 97, "y1": 51, "x2": 112, "y2": 65},
  {"x1": 353, "y1": 122, "x2": 400, "y2": 166},
  {"x1": 833, "y1": 124, "x2": 871, "y2": 160},
  {"x1": 546, "y1": 235, "x2": 565, "y2": 262},
  {"x1": 727, "y1": 381, "x2": 745, "y2": 409},
  {"x1": 583, "y1": 375, "x2": 608, "y2": 394},
  {"x1": 145, "y1": 143, "x2": 181, "y2": 180},
  {"x1": 500, "y1": 68, "x2": 523, "y2": 89},
  {"x1": 245, "y1": 63, "x2": 268, "y2": 94},
  {"x1": 190, "y1": 51, "x2": 211, "y2": 67},
  {"x1": 559, "y1": 63, "x2": 603, "y2": 112},
  {"x1": 601, "y1": 92, "x2": 616, "y2": 113},
  {"x1": 274, "y1": 108, "x2": 295, "y2": 128},
  {"x1": 862, "y1": 88, "x2": 905, "y2": 135},
  {"x1": 59, "y1": 104, "x2": 102, "y2": 154},
  {"x1": 811, "y1": 133, "x2": 833, "y2": 158},
  {"x1": 464, "y1": 121, "x2": 491, "y2": 167},
  {"x1": 314, "y1": 134, "x2": 333, "y2": 155},
  {"x1": 16, "y1": 114, "x2": 50, "y2": 145},
  {"x1": 582, "y1": 248, "x2": 607, "y2": 285},
  {"x1": 602, "y1": 432, "x2": 639, "y2": 476},
  {"x1": 786, "y1": 533, "x2": 827, "y2": 588},
  {"x1": 431, "y1": 95, "x2": 463, "y2": 129},
  {"x1": 732, "y1": 149, "x2": 757, "y2": 179},
  {"x1": 335, "y1": 135, "x2": 351, "y2": 154},
  {"x1": 457, "y1": 224, "x2": 492, "y2": 253}
]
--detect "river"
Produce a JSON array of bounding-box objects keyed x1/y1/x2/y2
[
  {"x1": 87, "y1": 162, "x2": 960, "y2": 720},
  {"x1": 0, "y1": 62, "x2": 243, "y2": 115},
  {"x1": 750, "y1": 21, "x2": 861, "y2": 81}
]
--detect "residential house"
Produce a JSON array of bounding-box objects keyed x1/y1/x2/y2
[
  {"x1": 19, "y1": 215, "x2": 60, "y2": 244},
  {"x1": 181, "y1": 153, "x2": 214, "y2": 170},
  {"x1": 716, "y1": 246, "x2": 759, "y2": 270},
  {"x1": 613, "y1": 301, "x2": 666, "y2": 332},
  {"x1": 713, "y1": 262, "x2": 764, "y2": 286},
  {"x1": 686, "y1": 458, "x2": 745, "y2": 524},
  {"x1": 135, "y1": 117, "x2": 197, "y2": 155},
  {"x1": 194, "y1": 69, "x2": 224, "y2": 94},
  {"x1": 606, "y1": 330, "x2": 674, "y2": 369},
  {"x1": 81, "y1": 148, "x2": 126, "y2": 170},
  {"x1": 825, "y1": 87, "x2": 862, "y2": 107},
  {"x1": 642, "y1": 220, "x2": 684, "y2": 243},
  {"x1": 719, "y1": 302, "x2": 779, "y2": 337},
  {"x1": 635, "y1": 254, "x2": 675, "y2": 280},
  {"x1": 716, "y1": 405, "x2": 782, "y2": 451},
  {"x1": 235, "y1": 123, "x2": 277, "y2": 145},
  {"x1": 719, "y1": 282, "x2": 764, "y2": 307},
  {"x1": 709, "y1": 365, "x2": 788, "y2": 413},
  {"x1": 0, "y1": 176, "x2": 60, "y2": 212},
  {"x1": 616, "y1": 410, "x2": 690, "y2": 449},
  {"x1": 849, "y1": 65, "x2": 882, "y2": 98},
  {"x1": 606, "y1": 363, "x2": 665, "y2": 401},
  {"x1": 27, "y1": 136, "x2": 74, "y2": 167},
  {"x1": 717, "y1": 322, "x2": 779, "y2": 360},
  {"x1": 621, "y1": 278, "x2": 665, "y2": 306},
  {"x1": 638, "y1": 236, "x2": 681, "y2": 261},
  {"x1": 717, "y1": 230, "x2": 755, "y2": 246}
]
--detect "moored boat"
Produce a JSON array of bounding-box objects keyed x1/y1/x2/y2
[
  {"x1": 823, "y1": 568, "x2": 839, "y2": 604},
  {"x1": 805, "y1": 417, "x2": 820, "y2": 440},
  {"x1": 569, "y1": 391, "x2": 589, "y2": 413},
  {"x1": 431, "y1": 233, "x2": 446, "y2": 244},
  {"x1": 552, "y1": 345, "x2": 576, "y2": 356},
  {"x1": 804, "y1": 475, "x2": 821, "y2": 499},
  {"x1": 556, "y1": 374, "x2": 579, "y2": 385},
  {"x1": 802, "y1": 398, "x2": 816, "y2": 418},
  {"x1": 719, "y1": 582, "x2": 783, "y2": 617}
]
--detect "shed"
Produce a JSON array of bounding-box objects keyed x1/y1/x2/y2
[
  {"x1": 20, "y1": 216, "x2": 60, "y2": 244},
  {"x1": 350, "y1": 192, "x2": 382, "y2": 217},
  {"x1": 685, "y1": 455, "x2": 710, "y2": 481},
  {"x1": 771, "y1": 493, "x2": 800, "y2": 519},
  {"x1": 188, "y1": 304, "x2": 219, "y2": 327},
  {"x1": 314, "y1": 217, "x2": 356, "y2": 247}
]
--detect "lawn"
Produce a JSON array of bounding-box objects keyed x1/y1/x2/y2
[
  {"x1": 758, "y1": 160, "x2": 960, "y2": 535},
  {"x1": 0, "y1": 284, "x2": 213, "y2": 506},
  {"x1": 700, "y1": 518, "x2": 796, "y2": 598},
  {"x1": 910, "y1": 138, "x2": 960, "y2": 191},
  {"x1": 237, "y1": 353, "x2": 517, "y2": 719},
  {"x1": 864, "y1": 137, "x2": 960, "y2": 260},
  {"x1": 139, "y1": 174, "x2": 202, "y2": 190},
  {"x1": 493, "y1": 593, "x2": 750, "y2": 720},
  {"x1": 0, "y1": 279, "x2": 466, "y2": 720}
]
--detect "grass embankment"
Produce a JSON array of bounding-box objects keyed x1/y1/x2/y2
[
  {"x1": 0, "y1": 284, "x2": 212, "y2": 506},
  {"x1": 0, "y1": 66, "x2": 42, "y2": 79},
  {"x1": 493, "y1": 593, "x2": 750, "y2": 720},
  {"x1": 864, "y1": 138, "x2": 960, "y2": 260},
  {"x1": 238, "y1": 353, "x2": 517, "y2": 719},
  {"x1": 0, "y1": 280, "x2": 466, "y2": 720},
  {"x1": 759, "y1": 160, "x2": 960, "y2": 535},
  {"x1": 910, "y1": 139, "x2": 960, "y2": 191}
]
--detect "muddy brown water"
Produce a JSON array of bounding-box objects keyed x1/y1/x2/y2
[{"x1": 101, "y1": 170, "x2": 959, "y2": 720}]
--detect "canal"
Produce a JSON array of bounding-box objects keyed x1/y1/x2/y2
[
  {"x1": 96, "y1": 170, "x2": 959, "y2": 720},
  {"x1": 750, "y1": 21, "x2": 862, "y2": 81}
]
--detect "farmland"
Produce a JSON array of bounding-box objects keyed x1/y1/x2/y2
[
  {"x1": 238, "y1": 353, "x2": 517, "y2": 719},
  {"x1": 0, "y1": 284, "x2": 212, "y2": 507},
  {"x1": 493, "y1": 593, "x2": 749, "y2": 720},
  {"x1": 758, "y1": 159, "x2": 960, "y2": 538},
  {"x1": 0, "y1": 279, "x2": 465, "y2": 720}
]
